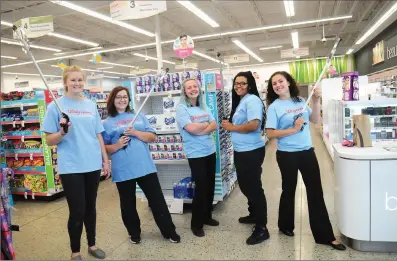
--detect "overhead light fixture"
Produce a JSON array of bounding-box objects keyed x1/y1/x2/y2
[
  {"x1": 176, "y1": 1, "x2": 219, "y2": 28},
  {"x1": 82, "y1": 68, "x2": 134, "y2": 76},
  {"x1": 1, "y1": 55, "x2": 17, "y2": 60},
  {"x1": 192, "y1": 50, "x2": 228, "y2": 65},
  {"x1": 291, "y1": 31, "x2": 299, "y2": 49},
  {"x1": 133, "y1": 53, "x2": 176, "y2": 65},
  {"x1": 283, "y1": 1, "x2": 295, "y2": 17},
  {"x1": 97, "y1": 66, "x2": 114, "y2": 70},
  {"x1": 1, "y1": 15, "x2": 353, "y2": 69},
  {"x1": 233, "y1": 40, "x2": 263, "y2": 62},
  {"x1": 346, "y1": 49, "x2": 354, "y2": 55},
  {"x1": 104, "y1": 75, "x2": 120, "y2": 79},
  {"x1": 1, "y1": 20, "x2": 13, "y2": 27},
  {"x1": 1, "y1": 39, "x2": 62, "y2": 52},
  {"x1": 259, "y1": 45, "x2": 283, "y2": 51},
  {"x1": 52, "y1": 1, "x2": 155, "y2": 37},
  {"x1": 90, "y1": 60, "x2": 136, "y2": 68},
  {"x1": 47, "y1": 32, "x2": 99, "y2": 47},
  {"x1": 2, "y1": 72, "x2": 62, "y2": 78},
  {"x1": 355, "y1": 1, "x2": 397, "y2": 45},
  {"x1": 54, "y1": 46, "x2": 103, "y2": 56}
]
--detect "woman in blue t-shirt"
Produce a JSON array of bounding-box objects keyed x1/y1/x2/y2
[
  {"x1": 265, "y1": 71, "x2": 346, "y2": 251},
  {"x1": 176, "y1": 78, "x2": 218, "y2": 238},
  {"x1": 221, "y1": 71, "x2": 268, "y2": 246},
  {"x1": 42, "y1": 66, "x2": 110, "y2": 260},
  {"x1": 102, "y1": 86, "x2": 180, "y2": 245}
]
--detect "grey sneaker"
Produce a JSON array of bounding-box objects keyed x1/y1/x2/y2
[
  {"x1": 71, "y1": 255, "x2": 83, "y2": 260},
  {"x1": 88, "y1": 248, "x2": 106, "y2": 259}
]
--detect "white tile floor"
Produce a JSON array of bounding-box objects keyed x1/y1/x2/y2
[{"x1": 9, "y1": 127, "x2": 397, "y2": 260}]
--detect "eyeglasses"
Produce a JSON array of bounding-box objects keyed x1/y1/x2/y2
[
  {"x1": 234, "y1": 82, "x2": 248, "y2": 87},
  {"x1": 115, "y1": 96, "x2": 129, "y2": 100}
]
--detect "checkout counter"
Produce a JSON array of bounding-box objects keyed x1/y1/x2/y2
[{"x1": 333, "y1": 143, "x2": 397, "y2": 252}]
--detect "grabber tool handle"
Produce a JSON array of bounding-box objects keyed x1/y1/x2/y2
[{"x1": 60, "y1": 113, "x2": 70, "y2": 134}]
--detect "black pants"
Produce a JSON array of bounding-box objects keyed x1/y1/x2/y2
[
  {"x1": 234, "y1": 146, "x2": 267, "y2": 228},
  {"x1": 116, "y1": 173, "x2": 176, "y2": 238},
  {"x1": 60, "y1": 170, "x2": 101, "y2": 253},
  {"x1": 276, "y1": 148, "x2": 336, "y2": 244},
  {"x1": 188, "y1": 153, "x2": 216, "y2": 229}
]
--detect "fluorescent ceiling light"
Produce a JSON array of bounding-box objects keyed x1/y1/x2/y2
[
  {"x1": 291, "y1": 31, "x2": 299, "y2": 49},
  {"x1": 232, "y1": 40, "x2": 263, "y2": 62},
  {"x1": 54, "y1": 46, "x2": 103, "y2": 56},
  {"x1": 97, "y1": 66, "x2": 114, "y2": 70},
  {"x1": 176, "y1": 1, "x2": 219, "y2": 28},
  {"x1": 355, "y1": 2, "x2": 397, "y2": 45},
  {"x1": 133, "y1": 53, "x2": 176, "y2": 65},
  {"x1": 104, "y1": 75, "x2": 120, "y2": 79},
  {"x1": 259, "y1": 45, "x2": 283, "y2": 51},
  {"x1": 95, "y1": 61, "x2": 136, "y2": 68},
  {"x1": 192, "y1": 50, "x2": 228, "y2": 65},
  {"x1": 1, "y1": 55, "x2": 17, "y2": 60},
  {"x1": 1, "y1": 15, "x2": 353, "y2": 69},
  {"x1": 2, "y1": 72, "x2": 62, "y2": 77},
  {"x1": 346, "y1": 49, "x2": 354, "y2": 55},
  {"x1": 1, "y1": 20, "x2": 13, "y2": 27},
  {"x1": 284, "y1": 1, "x2": 295, "y2": 17},
  {"x1": 52, "y1": 1, "x2": 155, "y2": 37},
  {"x1": 1, "y1": 39, "x2": 62, "y2": 52},
  {"x1": 47, "y1": 32, "x2": 99, "y2": 47}
]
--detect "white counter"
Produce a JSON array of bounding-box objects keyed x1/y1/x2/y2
[{"x1": 333, "y1": 143, "x2": 397, "y2": 252}]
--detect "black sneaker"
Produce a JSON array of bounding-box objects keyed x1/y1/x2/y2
[
  {"x1": 129, "y1": 236, "x2": 141, "y2": 244},
  {"x1": 246, "y1": 226, "x2": 270, "y2": 245},
  {"x1": 191, "y1": 228, "x2": 205, "y2": 237},
  {"x1": 165, "y1": 232, "x2": 181, "y2": 243},
  {"x1": 204, "y1": 219, "x2": 219, "y2": 226},
  {"x1": 239, "y1": 215, "x2": 256, "y2": 224}
]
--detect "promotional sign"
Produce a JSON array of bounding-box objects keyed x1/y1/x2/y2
[
  {"x1": 173, "y1": 35, "x2": 194, "y2": 59},
  {"x1": 175, "y1": 62, "x2": 198, "y2": 70},
  {"x1": 281, "y1": 47, "x2": 309, "y2": 58},
  {"x1": 56, "y1": 59, "x2": 67, "y2": 70},
  {"x1": 14, "y1": 81, "x2": 30, "y2": 88},
  {"x1": 13, "y1": 15, "x2": 54, "y2": 39},
  {"x1": 92, "y1": 53, "x2": 102, "y2": 64},
  {"x1": 110, "y1": 1, "x2": 167, "y2": 20},
  {"x1": 130, "y1": 66, "x2": 152, "y2": 75},
  {"x1": 373, "y1": 41, "x2": 385, "y2": 65},
  {"x1": 224, "y1": 53, "x2": 249, "y2": 64}
]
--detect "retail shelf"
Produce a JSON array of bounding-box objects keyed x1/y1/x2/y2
[
  {"x1": 342, "y1": 99, "x2": 397, "y2": 106},
  {"x1": 1, "y1": 119, "x2": 40, "y2": 125},
  {"x1": 4, "y1": 135, "x2": 41, "y2": 139},
  {"x1": 10, "y1": 190, "x2": 48, "y2": 196},
  {"x1": 154, "y1": 159, "x2": 188, "y2": 165},
  {"x1": 156, "y1": 130, "x2": 180, "y2": 135},
  {"x1": 346, "y1": 114, "x2": 397, "y2": 119},
  {"x1": 1, "y1": 102, "x2": 37, "y2": 109},
  {"x1": 162, "y1": 190, "x2": 192, "y2": 203},
  {"x1": 136, "y1": 90, "x2": 181, "y2": 98},
  {"x1": 13, "y1": 170, "x2": 46, "y2": 175},
  {"x1": 6, "y1": 152, "x2": 44, "y2": 157}
]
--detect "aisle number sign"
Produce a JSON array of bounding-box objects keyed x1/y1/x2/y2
[
  {"x1": 224, "y1": 54, "x2": 250, "y2": 64},
  {"x1": 110, "y1": 1, "x2": 167, "y2": 20},
  {"x1": 13, "y1": 15, "x2": 54, "y2": 39},
  {"x1": 281, "y1": 47, "x2": 309, "y2": 58}
]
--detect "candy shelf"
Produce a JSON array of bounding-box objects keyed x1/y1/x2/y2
[{"x1": 1, "y1": 90, "x2": 62, "y2": 198}]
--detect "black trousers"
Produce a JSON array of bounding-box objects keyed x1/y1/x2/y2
[
  {"x1": 276, "y1": 148, "x2": 336, "y2": 244},
  {"x1": 234, "y1": 146, "x2": 267, "y2": 228},
  {"x1": 116, "y1": 173, "x2": 176, "y2": 238},
  {"x1": 188, "y1": 153, "x2": 216, "y2": 229},
  {"x1": 60, "y1": 170, "x2": 101, "y2": 253}
]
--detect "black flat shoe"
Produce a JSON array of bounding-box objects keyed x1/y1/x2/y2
[
  {"x1": 191, "y1": 228, "x2": 205, "y2": 237},
  {"x1": 329, "y1": 242, "x2": 346, "y2": 251},
  {"x1": 204, "y1": 219, "x2": 219, "y2": 226},
  {"x1": 279, "y1": 228, "x2": 294, "y2": 237}
]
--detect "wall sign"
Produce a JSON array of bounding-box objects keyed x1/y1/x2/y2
[
  {"x1": 110, "y1": 1, "x2": 167, "y2": 20},
  {"x1": 386, "y1": 44, "x2": 397, "y2": 60}
]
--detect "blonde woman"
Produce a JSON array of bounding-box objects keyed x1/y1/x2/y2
[
  {"x1": 42, "y1": 66, "x2": 110, "y2": 260},
  {"x1": 176, "y1": 78, "x2": 218, "y2": 237}
]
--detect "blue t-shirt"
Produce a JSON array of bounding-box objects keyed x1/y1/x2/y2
[
  {"x1": 102, "y1": 112, "x2": 157, "y2": 182},
  {"x1": 231, "y1": 94, "x2": 265, "y2": 152},
  {"x1": 41, "y1": 96, "x2": 104, "y2": 174},
  {"x1": 266, "y1": 98, "x2": 313, "y2": 152},
  {"x1": 176, "y1": 104, "x2": 216, "y2": 158}
]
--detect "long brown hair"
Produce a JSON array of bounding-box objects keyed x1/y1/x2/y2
[{"x1": 107, "y1": 86, "x2": 133, "y2": 117}]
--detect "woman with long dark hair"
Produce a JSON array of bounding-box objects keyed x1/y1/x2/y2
[
  {"x1": 102, "y1": 86, "x2": 180, "y2": 245},
  {"x1": 221, "y1": 71, "x2": 268, "y2": 245},
  {"x1": 265, "y1": 71, "x2": 345, "y2": 250}
]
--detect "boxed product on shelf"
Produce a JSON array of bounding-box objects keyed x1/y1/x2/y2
[
  {"x1": 163, "y1": 97, "x2": 180, "y2": 113},
  {"x1": 162, "y1": 113, "x2": 177, "y2": 130},
  {"x1": 146, "y1": 114, "x2": 163, "y2": 131},
  {"x1": 149, "y1": 134, "x2": 186, "y2": 160},
  {"x1": 173, "y1": 177, "x2": 195, "y2": 199}
]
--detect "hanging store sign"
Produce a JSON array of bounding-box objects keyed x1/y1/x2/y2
[
  {"x1": 130, "y1": 66, "x2": 152, "y2": 75},
  {"x1": 173, "y1": 35, "x2": 194, "y2": 59},
  {"x1": 14, "y1": 81, "x2": 30, "y2": 89},
  {"x1": 224, "y1": 54, "x2": 250, "y2": 64},
  {"x1": 281, "y1": 47, "x2": 309, "y2": 58},
  {"x1": 13, "y1": 15, "x2": 54, "y2": 39},
  {"x1": 175, "y1": 62, "x2": 198, "y2": 70},
  {"x1": 110, "y1": 1, "x2": 167, "y2": 20}
]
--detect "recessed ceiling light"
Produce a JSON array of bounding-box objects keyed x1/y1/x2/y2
[
  {"x1": 1, "y1": 38, "x2": 62, "y2": 52},
  {"x1": 291, "y1": 31, "x2": 299, "y2": 49},
  {"x1": 232, "y1": 40, "x2": 263, "y2": 62},
  {"x1": 346, "y1": 49, "x2": 354, "y2": 55},
  {"x1": 1, "y1": 55, "x2": 17, "y2": 60},
  {"x1": 259, "y1": 45, "x2": 283, "y2": 51},
  {"x1": 176, "y1": 1, "x2": 219, "y2": 28},
  {"x1": 283, "y1": 1, "x2": 295, "y2": 17}
]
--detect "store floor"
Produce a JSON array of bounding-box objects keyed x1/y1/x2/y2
[{"x1": 10, "y1": 127, "x2": 397, "y2": 260}]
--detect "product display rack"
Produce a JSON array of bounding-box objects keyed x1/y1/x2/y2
[{"x1": 0, "y1": 90, "x2": 61, "y2": 199}]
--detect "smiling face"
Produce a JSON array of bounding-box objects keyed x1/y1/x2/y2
[
  {"x1": 234, "y1": 76, "x2": 249, "y2": 97},
  {"x1": 271, "y1": 74, "x2": 291, "y2": 97},
  {"x1": 114, "y1": 90, "x2": 129, "y2": 112},
  {"x1": 183, "y1": 79, "x2": 200, "y2": 100},
  {"x1": 65, "y1": 71, "x2": 84, "y2": 95}
]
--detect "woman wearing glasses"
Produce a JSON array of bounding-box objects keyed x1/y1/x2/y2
[
  {"x1": 221, "y1": 71, "x2": 268, "y2": 245},
  {"x1": 102, "y1": 86, "x2": 180, "y2": 245}
]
